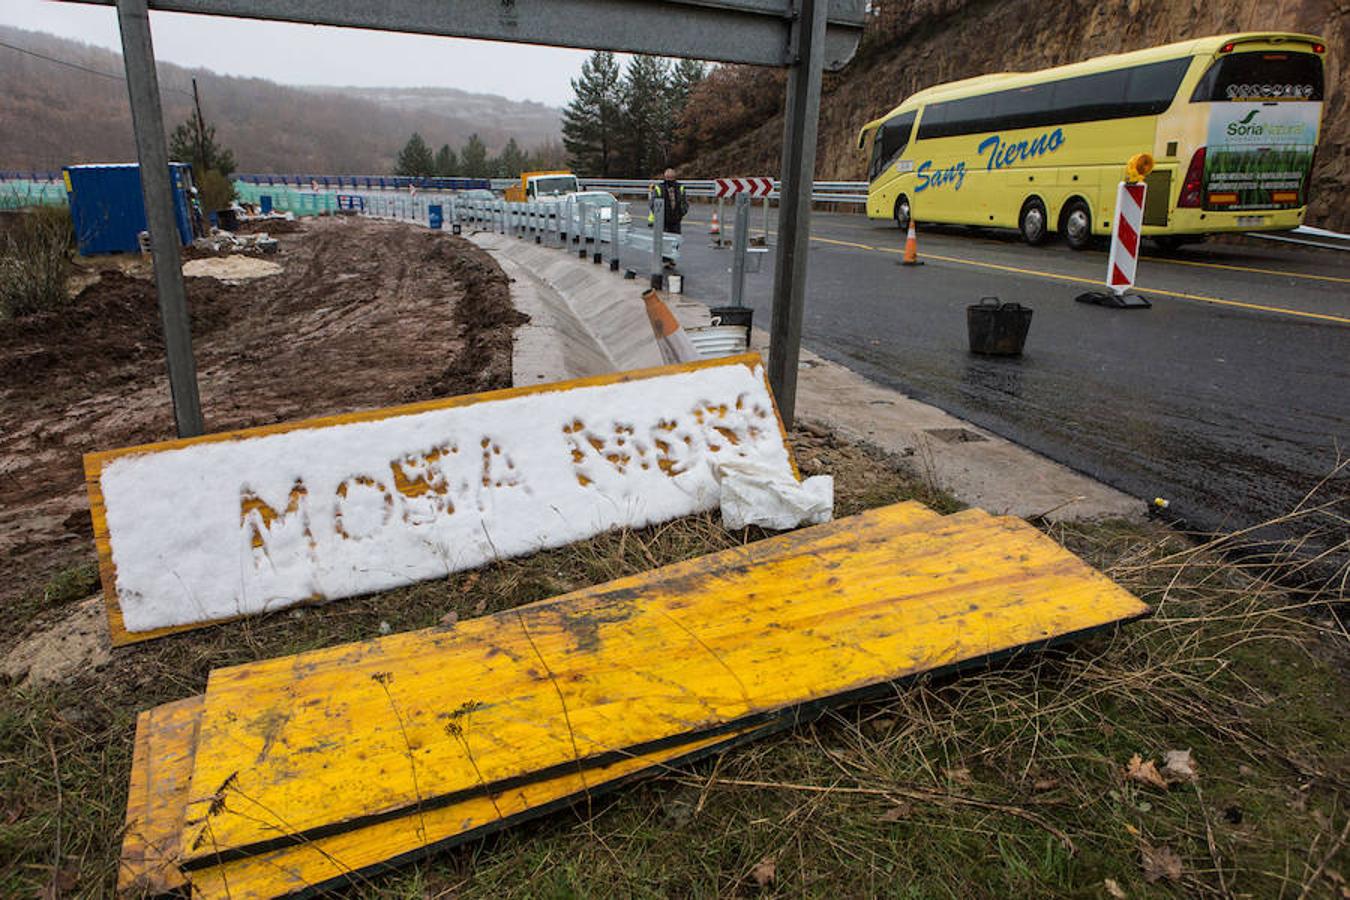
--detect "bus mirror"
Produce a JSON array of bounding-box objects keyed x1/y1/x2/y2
[{"x1": 1126, "y1": 153, "x2": 1155, "y2": 183}]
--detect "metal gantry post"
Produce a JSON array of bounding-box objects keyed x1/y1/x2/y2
[
  {"x1": 650, "y1": 196, "x2": 664, "y2": 290},
  {"x1": 116, "y1": 0, "x2": 203, "y2": 437},
  {"x1": 767, "y1": 0, "x2": 828, "y2": 427},
  {"x1": 731, "y1": 193, "x2": 750, "y2": 307}
]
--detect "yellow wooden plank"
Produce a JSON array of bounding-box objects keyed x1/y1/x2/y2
[
  {"x1": 180, "y1": 501, "x2": 1145, "y2": 865},
  {"x1": 191, "y1": 726, "x2": 763, "y2": 899},
  {"x1": 119, "y1": 695, "x2": 763, "y2": 899},
  {"x1": 117, "y1": 696, "x2": 201, "y2": 895},
  {"x1": 82, "y1": 352, "x2": 793, "y2": 647}
]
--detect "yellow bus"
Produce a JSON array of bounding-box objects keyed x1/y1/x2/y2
[{"x1": 858, "y1": 33, "x2": 1327, "y2": 250}]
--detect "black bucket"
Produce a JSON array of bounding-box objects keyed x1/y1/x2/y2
[
  {"x1": 967, "y1": 297, "x2": 1032, "y2": 356},
  {"x1": 216, "y1": 208, "x2": 240, "y2": 232},
  {"x1": 710, "y1": 306, "x2": 754, "y2": 330}
]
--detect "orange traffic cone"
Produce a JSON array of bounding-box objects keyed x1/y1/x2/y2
[
  {"x1": 709, "y1": 209, "x2": 721, "y2": 236},
  {"x1": 900, "y1": 219, "x2": 923, "y2": 266}
]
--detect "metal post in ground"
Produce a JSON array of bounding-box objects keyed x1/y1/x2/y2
[
  {"x1": 609, "y1": 199, "x2": 621, "y2": 271},
  {"x1": 767, "y1": 0, "x2": 827, "y2": 427},
  {"x1": 116, "y1": 0, "x2": 203, "y2": 437},
  {"x1": 716, "y1": 195, "x2": 725, "y2": 248},
  {"x1": 762, "y1": 194, "x2": 771, "y2": 245},
  {"x1": 650, "y1": 196, "x2": 665, "y2": 290},
  {"x1": 731, "y1": 193, "x2": 750, "y2": 307}
]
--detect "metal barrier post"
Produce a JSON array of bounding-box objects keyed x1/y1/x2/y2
[
  {"x1": 762, "y1": 194, "x2": 771, "y2": 244},
  {"x1": 577, "y1": 200, "x2": 587, "y2": 256},
  {"x1": 650, "y1": 197, "x2": 664, "y2": 290},
  {"x1": 731, "y1": 193, "x2": 750, "y2": 307},
  {"x1": 716, "y1": 195, "x2": 725, "y2": 248},
  {"x1": 609, "y1": 199, "x2": 621, "y2": 270},
  {"x1": 592, "y1": 206, "x2": 603, "y2": 263},
  {"x1": 562, "y1": 196, "x2": 572, "y2": 246}
]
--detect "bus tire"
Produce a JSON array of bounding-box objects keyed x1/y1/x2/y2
[
  {"x1": 1019, "y1": 198, "x2": 1049, "y2": 246},
  {"x1": 1060, "y1": 198, "x2": 1093, "y2": 251},
  {"x1": 893, "y1": 195, "x2": 911, "y2": 230}
]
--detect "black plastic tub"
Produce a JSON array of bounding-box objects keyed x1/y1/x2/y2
[{"x1": 967, "y1": 297, "x2": 1032, "y2": 356}]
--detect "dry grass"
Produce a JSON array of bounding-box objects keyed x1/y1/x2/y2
[
  {"x1": 0, "y1": 431, "x2": 1345, "y2": 898},
  {"x1": 0, "y1": 206, "x2": 73, "y2": 320}
]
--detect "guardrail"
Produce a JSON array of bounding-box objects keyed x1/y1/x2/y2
[{"x1": 572, "y1": 178, "x2": 868, "y2": 205}]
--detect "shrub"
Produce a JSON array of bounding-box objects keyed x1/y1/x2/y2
[
  {"x1": 0, "y1": 206, "x2": 74, "y2": 320},
  {"x1": 197, "y1": 168, "x2": 236, "y2": 213}
]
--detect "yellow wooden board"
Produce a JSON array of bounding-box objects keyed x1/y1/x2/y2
[
  {"x1": 120, "y1": 695, "x2": 763, "y2": 899},
  {"x1": 117, "y1": 696, "x2": 200, "y2": 895},
  {"x1": 181, "y1": 501, "x2": 1147, "y2": 867},
  {"x1": 83, "y1": 353, "x2": 794, "y2": 647}
]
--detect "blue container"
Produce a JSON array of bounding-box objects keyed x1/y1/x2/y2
[
  {"x1": 428, "y1": 204, "x2": 443, "y2": 230},
  {"x1": 64, "y1": 163, "x2": 194, "y2": 255},
  {"x1": 260, "y1": 195, "x2": 273, "y2": 214}
]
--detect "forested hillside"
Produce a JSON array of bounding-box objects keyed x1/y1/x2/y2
[
  {"x1": 0, "y1": 26, "x2": 561, "y2": 173},
  {"x1": 673, "y1": 0, "x2": 1346, "y2": 231}
]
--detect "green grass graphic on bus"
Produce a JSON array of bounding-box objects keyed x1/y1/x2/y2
[{"x1": 1204, "y1": 102, "x2": 1320, "y2": 210}]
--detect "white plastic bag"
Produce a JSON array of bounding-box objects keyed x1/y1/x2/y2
[{"x1": 717, "y1": 460, "x2": 834, "y2": 531}]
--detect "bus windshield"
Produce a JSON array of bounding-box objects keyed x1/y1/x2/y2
[{"x1": 1191, "y1": 51, "x2": 1324, "y2": 101}]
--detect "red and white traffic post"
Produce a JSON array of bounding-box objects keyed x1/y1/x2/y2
[
  {"x1": 1076, "y1": 153, "x2": 1154, "y2": 309},
  {"x1": 713, "y1": 178, "x2": 773, "y2": 249}
]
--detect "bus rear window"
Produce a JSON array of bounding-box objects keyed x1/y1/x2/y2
[{"x1": 1191, "y1": 51, "x2": 1323, "y2": 101}]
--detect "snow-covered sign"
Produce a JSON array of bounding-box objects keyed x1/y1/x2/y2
[
  {"x1": 84, "y1": 356, "x2": 795, "y2": 644},
  {"x1": 713, "y1": 178, "x2": 774, "y2": 198}
]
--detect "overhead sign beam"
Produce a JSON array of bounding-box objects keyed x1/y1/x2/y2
[
  {"x1": 72, "y1": 0, "x2": 864, "y2": 436},
  {"x1": 72, "y1": 0, "x2": 866, "y2": 70}
]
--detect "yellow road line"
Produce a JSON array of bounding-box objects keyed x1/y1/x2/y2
[
  {"x1": 807, "y1": 235, "x2": 1350, "y2": 325},
  {"x1": 1143, "y1": 254, "x2": 1350, "y2": 285},
  {"x1": 785, "y1": 222, "x2": 1350, "y2": 285}
]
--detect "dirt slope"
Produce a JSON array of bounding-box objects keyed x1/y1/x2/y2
[{"x1": 681, "y1": 0, "x2": 1346, "y2": 231}]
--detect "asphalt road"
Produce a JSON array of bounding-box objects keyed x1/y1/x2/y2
[{"x1": 613, "y1": 209, "x2": 1349, "y2": 539}]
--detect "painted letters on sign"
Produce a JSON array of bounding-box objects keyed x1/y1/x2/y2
[{"x1": 85, "y1": 357, "x2": 796, "y2": 642}]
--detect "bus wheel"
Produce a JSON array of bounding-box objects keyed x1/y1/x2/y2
[
  {"x1": 1019, "y1": 198, "x2": 1049, "y2": 245},
  {"x1": 1061, "y1": 199, "x2": 1093, "y2": 251},
  {"x1": 893, "y1": 195, "x2": 911, "y2": 230}
]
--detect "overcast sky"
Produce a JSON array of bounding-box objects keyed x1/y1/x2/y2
[{"x1": 0, "y1": 0, "x2": 592, "y2": 106}]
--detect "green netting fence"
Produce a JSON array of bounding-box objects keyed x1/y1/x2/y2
[
  {"x1": 233, "y1": 181, "x2": 337, "y2": 216},
  {"x1": 0, "y1": 180, "x2": 69, "y2": 211}
]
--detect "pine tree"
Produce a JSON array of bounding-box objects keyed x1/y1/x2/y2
[
  {"x1": 619, "y1": 55, "x2": 671, "y2": 178},
  {"x1": 561, "y1": 51, "x2": 622, "y2": 176},
  {"x1": 669, "y1": 58, "x2": 708, "y2": 112},
  {"x1": 494, "y1": 138, "x2": 526, "y2": 177},
  {"x1": 434, "y1": 144, "x2": 458, "y2": 177},
  {"x1": 395, "y1": 133, "x2": 436, "y2": 177},
  {"x1": 460, "y1": 133, "x2": 490, "y2": 179},
  {"x1": 169, "y1": 109, "x2": 237, "y2": 178}
]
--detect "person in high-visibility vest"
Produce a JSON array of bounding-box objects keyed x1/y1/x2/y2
[{"x1": 649, "y1": 168, "x2": 689, "y2": 235}]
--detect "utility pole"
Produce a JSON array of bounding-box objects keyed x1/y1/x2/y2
[{"x1": 191, "y1": 76, "x2": 207, "y2": 169}]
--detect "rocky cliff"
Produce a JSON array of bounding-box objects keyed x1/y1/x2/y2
[{"x1": 679, "y1": 0, "x2": 1345, "y2": 231}]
